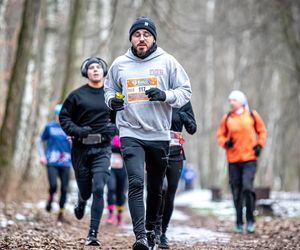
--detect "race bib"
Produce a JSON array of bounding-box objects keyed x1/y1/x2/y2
[
  {"x1": 110, "y1": 153, "x2": 123, "y2": 169},
  {"x1": 170, "y1": 131, "x2": 185, "y2": 146},
  {"x1": 126, "y1": 77, "x2": 158, "y2": 103}
]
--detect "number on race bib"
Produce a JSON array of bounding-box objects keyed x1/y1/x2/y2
[{"x1": 126, "y1": 77, "x2": 158, "y2": 103}]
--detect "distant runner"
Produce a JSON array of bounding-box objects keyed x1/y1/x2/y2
[
  {"x1": 106, "y1": 135, "x2": 128, "y2": 226},
  {"x1": 217, "y1": 90, "x2": 266, "y2": 233},
  {"x1": 39, "y1": 104, "x2": 71, "y2": 223}
]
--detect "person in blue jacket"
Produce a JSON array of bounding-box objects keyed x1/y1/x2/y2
[{"x1": 40, "y1": 104, "x2": 72, "y2": 222}]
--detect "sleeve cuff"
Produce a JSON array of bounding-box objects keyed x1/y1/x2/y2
[
  {"x1": 164, "y1": 90, "x2": 175, "y2": 103},
  {"x1": 107, "y1": 97, "x2": 113, "y2": 110}
]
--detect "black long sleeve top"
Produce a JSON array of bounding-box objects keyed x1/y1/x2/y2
[
  {"x1": 59, "y1": 84, "x2": 115, "y2": 140},
  {"x1": 170, "y1": 101, "x2": 197, "y2": 160}
]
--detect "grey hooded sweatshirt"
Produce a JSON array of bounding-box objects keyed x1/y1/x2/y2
[{"x1": 104, "y1": 47, "x2": 192, "y2": 141}]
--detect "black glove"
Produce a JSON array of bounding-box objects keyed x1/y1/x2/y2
[
  {"x1": 253, "y1": 144, "x2": 262, "y2": 157},
  {"x1": 145, "y1": 88, "x2": 166, "y2": 102},
  {"x1": 224, "y1": 138, "x2": 234, "y2": 149},
  {"x1": 109, "y1": 97, "x2": 124, "y2": 111},
  {"x1": 77, "y1": 126, "x2": 92, "y2": 138},
  {"x1": 179, "y1": 112, "x2": 197, "y2": 134},
  {"x1": 178, "y1": 112, "x2": 189, "y2": 122}
]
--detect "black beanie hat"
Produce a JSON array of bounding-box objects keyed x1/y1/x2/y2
[
  {"x1": 129, "y1": 16, "x2": 157, "y2": 41},
  {"x1": 85, "y1": 58, "x2": 101, "y2": 69},
  {"x1": 81, "y1": 57, "x2": 108, "y2": 78}
]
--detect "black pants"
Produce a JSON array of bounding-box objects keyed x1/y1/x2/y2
[
  {"x1": 47, "y1": 165, "x2": 70, "y2": 209},
  {"x1": 107, "y1": 167, "x2": 128, "y2": 207},
  {"x1": 229, "y1": 160, "x2": 257, "y2": 225},
  {"x1": 157, "y1": 159, "x2": 183, "y2": 234},
  {"x1": 120, "y1": 137, "x2": 169, "y2": 238},
  {"x1": 71, "y1": 145, "x2": 111, "y2": 231}
]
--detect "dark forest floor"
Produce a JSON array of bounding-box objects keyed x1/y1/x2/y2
[{"x1": 0, "y1": 200, "x2": 299, "y2": 250}]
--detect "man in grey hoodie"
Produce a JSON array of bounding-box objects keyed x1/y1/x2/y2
[{"x1": 104, "y1": 16, "x2": 191, "y2": 250}]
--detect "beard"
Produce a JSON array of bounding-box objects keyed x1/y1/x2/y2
[
  {"x1": 131, "y1": 42, "x2": 157, "y2": 59},
  {"x1": 135, "y1": 46, "x2": 148, "y2": 56}
]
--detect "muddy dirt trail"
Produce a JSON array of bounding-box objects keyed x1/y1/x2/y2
[{"x1": 1, "y1": 201, "x2": 299, "y2": 250}]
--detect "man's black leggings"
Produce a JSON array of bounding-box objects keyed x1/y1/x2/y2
[
  {"x1": 120, "y1": 137, "x2": 169, "y2": 238},
  {"x1": 156, "y1": 159, "x2": 183, "y2": 234},
  {"x1": 71, "y1": 145, "x2": 111, "y2": 231},
  {"x1": 107, "y1": 167, "x2": 128, "y2": 207},
  {"x1": 229, "y1": 160, "x2": 257, "y2": 225},
  {"x1": 47, "y1": 165, "x2": 70, "y2": 209}
]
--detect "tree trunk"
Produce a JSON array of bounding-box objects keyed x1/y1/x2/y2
[
  {"x1": 0, "y1": 0, "x2": 25, "y2": 127},
  {"x1": 21, "y1": 0, "x2": 47, "y2": 182},
  {"x1": 59, "y1": 0, "x2": 85, "y2": 102},
  {"x1": 0, "y1": 0, "x2": 41, "y2": 199},
  {"x1": 277, "y1": 1, "x2": 300, "y2": 123}
]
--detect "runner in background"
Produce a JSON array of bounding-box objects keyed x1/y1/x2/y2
[
  {"x1": 39, "y1": 104, "x2": 71, "y2": 223},
  {"x1": 155, "y1": 101, "x2": 197, "y2": 249},
  {"x1": 106, "y1": 135, "x2": 128, "y2": 226},
  {"x1": 181, "y1": 163, "x2": 196, "y2": 191},
  {"x1": 217, "y1": 90, "x2": 267, "y2": 234},
  {"x1": 59, "y1": 57, "x2": 116, "y2": 246}
]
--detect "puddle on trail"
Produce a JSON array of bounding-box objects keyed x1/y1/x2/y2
[
  {"x1": 166, "y1": 225, "x2": 230, "y2": 244},
  {"x1": 118, "y1": 223, "x2": 230, "y2": 245},
  {"x1": 118, "y1": 209, "x2": 230, "y2": 244}
]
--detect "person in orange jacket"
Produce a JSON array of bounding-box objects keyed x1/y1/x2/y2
[{"x1": 217, "y1": 90, "x2": 266, "y2": 234}]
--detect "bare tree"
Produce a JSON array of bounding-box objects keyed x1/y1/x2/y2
[
  {"x1": 59, "y1": 0, "x2": 86, "y2": 102},
  {"x1": 0, "y1": 0, "x2": 41, "y2": 199}
]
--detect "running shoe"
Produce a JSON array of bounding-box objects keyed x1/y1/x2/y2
[
  {"x1": 74, "y1": 200, "x2": 86, "y2": 220},
  {"x1": 132, "y1": 235, "x2": 149, "y2": 250},
  {"x1": 159, "y1": 233, "x2": 170, "y2": 249},
  {"x1": 247, "y1": 222, "x2": 255, "y2": 233},
  {"x1": 234, "y1": 224, "x2": 243, "y2": 233},
  {"x1": 85, "y1": 229, "x2": 101, "y2": 246}
]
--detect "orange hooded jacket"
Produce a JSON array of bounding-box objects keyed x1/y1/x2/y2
[{"x1": 217, "y1": 109, "x2": 267, "y2": 163}]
